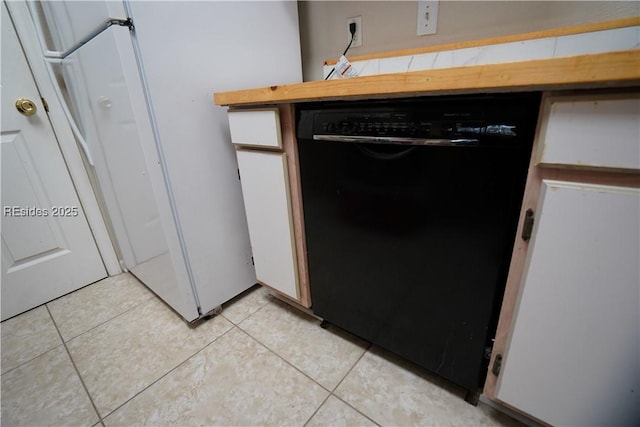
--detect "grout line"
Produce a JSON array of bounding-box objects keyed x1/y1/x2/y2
[
  {"x1": 331, "y1": 393, "x2": 382, "y2": 427},
  {"x1": 302, "y1": 393, "x2": 332, "y2": 427},
  {"x1": 42, "y1": 284, "x2": 371, "y2": 426},
  {"x1": 232, "y1": 328, "x2": 376, "y2": 426},
  {"x1": 234, "y1": 313, "x2": 380, "y2": 425},
  {"x1": 220, "y1": 294, "x2": 272, "y2": 326},
  {"x1": 99, "y1": 323, "x2": 238, "y2": 420},
  {"x1": 0, "y1": 343, "x2": 64, "y2": 377},
  {"x1": 45, "y1": 305, "x2": 104, "y2": 424},
  {"x1": 50, "y1": 275, "x2": 157, "y2": 343},
  {"x1": 2, "y1": 278, "x2": 152, "y2": 376},
  {"x1": 326, "y1": 344, "x2": 384, "y2": 426},
  {"x1": 60, "y1": 294, "x2": 155, "y2": 343},
  {"x1": 233, "y1": 301, "x2": 372, "y2": 391},
  {"x1": 233, "y1": 326, "x2": 333, "y2": 394},
  {"x1": 0, "y1": 311, "x2": 65, "y2": 377},
  {"x1": 222, "y1": 298, "x2": 346, "y2": 426},
  {"x1": 330, "y1": 341, "x2": 371, "y2": 394}
]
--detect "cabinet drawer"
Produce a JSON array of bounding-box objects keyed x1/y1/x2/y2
[
  {"x1": 536, "y1": 93, "x2": 640, "y2": 172},
  {"x1": 228, "y1": 109, "x2": 282, "y2": 148}
]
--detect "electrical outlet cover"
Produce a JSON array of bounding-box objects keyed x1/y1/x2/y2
[{"x1": 347, "y1": 16, "x2": 362, "y2": 48}]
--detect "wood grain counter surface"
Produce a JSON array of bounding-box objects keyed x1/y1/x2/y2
[{"x1": 214, "y1": 49, "x2": 640, "y2": 107}]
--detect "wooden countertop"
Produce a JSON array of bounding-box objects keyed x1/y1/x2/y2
[{"x1": 214, "y1": 49, "x2": 640, "y2": 107}]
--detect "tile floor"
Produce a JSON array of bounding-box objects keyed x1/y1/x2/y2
[{"x1": 1, "y1": 273, "x2": 524, "y2": 426}]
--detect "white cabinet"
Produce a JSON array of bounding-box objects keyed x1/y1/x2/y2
[
  {"x1": 487, "y1": 90, "x2": 640, "y2": 425},
  {"x1": 228, "y1": 106, "x2": 310, "y2": 306},
  {"x1": 495, "y1": 181, "x2": 640, "y2": 426},
  {"x1": 236, "y1": 150, "x2": 299, "y2": 300}
]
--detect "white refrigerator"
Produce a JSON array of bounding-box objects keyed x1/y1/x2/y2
[{"x1": 28, "y1": 0, "x2": 302, "y2": 321}]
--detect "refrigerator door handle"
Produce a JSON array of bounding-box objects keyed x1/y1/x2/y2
[
  {"x1": 54, "y1": 18, "x2": 133, "y2": 60},
  {"x1": 39, "y1": 18, "x2": 133, "y2": 60},
  {"x1": 26, "y1": 4, "x2": 134, "y2": 166},
  {"x1": 40, "y1": 57, "x2": 95, "y2": 166}
]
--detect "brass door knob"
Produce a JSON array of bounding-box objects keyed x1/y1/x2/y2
[{"x1": 15, "y1": 98, "x2": 37, "y2": 116}]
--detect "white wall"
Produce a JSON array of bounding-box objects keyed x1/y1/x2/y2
[{"x1": 298, "y1": 1, "x2": 640, "y2": 81}]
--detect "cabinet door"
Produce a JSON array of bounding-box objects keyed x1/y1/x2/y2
[
  {"x1": 496, "y1": 180, "x2": 640, "y2": 426},
  {"x1": 236, "y1": 150, "x2": 299, "y2": 299}
]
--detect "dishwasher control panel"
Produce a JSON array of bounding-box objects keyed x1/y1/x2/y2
[
  {"x1": 315, "y1": 113, "x2": 517, "y2": 138},
  {"x1": 298, "y1": 94, "x2": 531, "y2": 142}
]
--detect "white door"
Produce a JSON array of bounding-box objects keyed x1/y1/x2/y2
[
  {"x1": 495, "y1": 180, "x2": 640, "y2": 426},
  {"x1": 1, "y1": 4, "x2": 106, "y2": 320},
  {"x1": 236, "y1": 150, "x2": 299, "y2": 300}
]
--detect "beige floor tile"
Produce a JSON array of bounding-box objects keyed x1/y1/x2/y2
[
  {"x1": 67, "y1": 297, "x2": 233, "y2": 417},
  {"x1": 239, "y1": 299, "x2": 368, "y2": 390},
  {"x1": 307, "y1": 395, "x2": 378, "y2": 427},
  {"x1": 335, "y1": 347, "x2": 523, "y2": 427},
  {"x1": 1, "y1": 346, "x2": 99, "y2": 427},
  {"x1": 1, "y1": 305, "x2": 61, "y2": 374},
  {"x1": 104, "y1": 328, "x2": 328, "y2": 426},
  {"x1": 222, "y1": 284, "x2": 271, "y2": 324},
  {"x1": 47, "y1": 273, "x2": 153, "y2": 341}
]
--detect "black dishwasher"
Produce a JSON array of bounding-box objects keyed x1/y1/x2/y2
[{"x1": 296, "y1": 93, "x2": 540, "y2": 400}]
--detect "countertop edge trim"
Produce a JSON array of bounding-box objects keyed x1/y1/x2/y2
[{"x1": 213, "y1": 50, "x2": 640, "y2": 106}]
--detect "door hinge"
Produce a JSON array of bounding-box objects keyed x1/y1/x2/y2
[
  {"x1": 521, "y1": 209, "x2": 534, "y2": 241},
  {"x1": 40, "y1": 97, "x2": 49, "y2": 113},
  {"x1": 492, "y1": 354, "x2": 503, "y2": 376},
  {"x1": 237, "y1": 168, "x2": 241, "y2": 180},
  {"x1": 251, "y1": 256, "x2": 254, "y2": 266}
]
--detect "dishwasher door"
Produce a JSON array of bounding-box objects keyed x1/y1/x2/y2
[{"x1": 296, "y1": 93, "x2": 540, "y2": 393}]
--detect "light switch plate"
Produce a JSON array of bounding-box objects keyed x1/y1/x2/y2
[{"x1": 417, "y1": 1, "x2": 439, "y2": 36}]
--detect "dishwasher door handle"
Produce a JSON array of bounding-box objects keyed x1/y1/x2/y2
[{"x1": 313, "y1": 135, "x2": 480, "y2": 146}]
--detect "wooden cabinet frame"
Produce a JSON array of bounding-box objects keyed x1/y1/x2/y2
[
  {"x1": 228, "y1": 104, "x2": 311, "y2": 308},
  {"x1": 278, "y1": 104, "x2": 311, "y2": 307}
]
